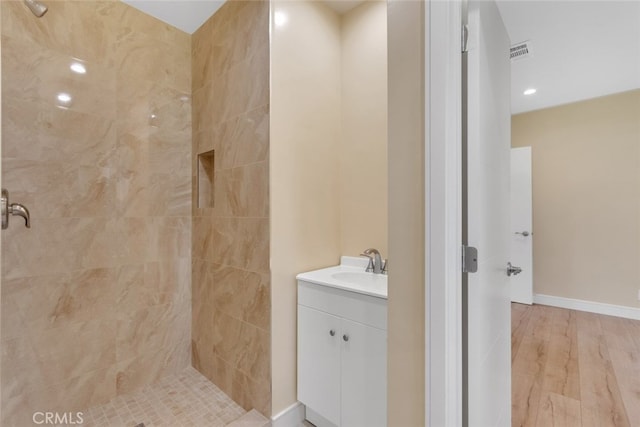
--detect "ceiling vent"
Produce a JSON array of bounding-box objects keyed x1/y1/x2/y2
[{"x1": 510, "y1": 40, "x2": 533, "y2": 61}]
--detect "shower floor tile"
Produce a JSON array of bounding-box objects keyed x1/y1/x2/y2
[{"x1": 82, "y1": 366, "x2": 246, "y2": 427}]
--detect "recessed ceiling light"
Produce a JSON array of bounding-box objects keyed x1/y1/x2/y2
[
  {"x1": 523, "y1": 88, "x2": 537, "y2": 96},
  {"x1": 70, "y1": 62, "x2": 86, "y2": 74}
]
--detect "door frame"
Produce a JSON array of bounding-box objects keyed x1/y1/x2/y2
[{"x1": 424, "y1": 0, "x2": 464, "y2": 426}]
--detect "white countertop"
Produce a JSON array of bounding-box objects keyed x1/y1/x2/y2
[{"x1": 296, "y1": 256, "x2": 388, "y2": 299}]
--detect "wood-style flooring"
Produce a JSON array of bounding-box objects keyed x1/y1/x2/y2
[{"x1": 511, "y1": 303, "x2": 640, "y2": 427}]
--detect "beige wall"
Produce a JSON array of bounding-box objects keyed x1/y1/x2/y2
[
  {"x1": 270, "y1": 0, "x2": 343, "y2": 414},
  {"x1": 191, "y1": 0, "x2": 271, "y2": 416},
  {"x1": 512, "y1": 89, "x2": 640, "y2": 308},
  {"x1": 340, "y1": 1, "x2": 388, "y2": 257},
  {"x1": 270, "y1": 0, "x2": 389, "y2": 415},
  {"x1": 387, "y1": 0, "x2": 425, "y2": 425},
  {"x1": 1, "y1": 1, "x2": 192, "y2": 424}
]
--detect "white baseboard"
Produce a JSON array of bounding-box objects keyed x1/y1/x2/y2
[
  {"x1": 533, "y1": 294, "x2": 640, "y2": 320},
  {"x1": 271, "y1": 402, "x2": 305, "y2": 427}
]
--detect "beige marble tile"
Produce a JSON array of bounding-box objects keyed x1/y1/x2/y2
[
  {"x1": 0, "y1": 283, "x2": 27, "y2": 340},
  {"x1": 147, "y1": 173, "x2": 192, "y2": 217},
  {"x1": 1, "y1": 34, "x2": 117, "y2": 118},
  {"x1": 52, "y1": 364, "x2": 118, "y2": 411},
  {"x1": 231, "y1": 161, "x2": 269, "y2": 217},
  {"x1": 191, "y1": 15, "x2": 216, "y2": 92},
  {"x1": 2, "y1": 218, "x2": 120, "y2": 279},
  {"x1": 116, "y1": 302, "x2": 185, "y2": 362},
  {"x1": 1, "y1": 335, "x2": 43, "y2": 399},
  {"x1": 228, "y1": 105, "x2": 270, "y2": 168},
  {"x1": 211, "y1": 42, "x2": 269, "y2": 126},
  {"x1": 194, "y1": 126, "x2": 216, "y2": 157},
  {"x1": 115, "y1": 218, "x2": 154, "y2": 264},
  {"x1": 2, "y1": 159, "x2": 115, "y2": 218},
  {"x1": 5, "y1": 269, "x2": 115, "y2": 334},
  {"x1": 116, "y1": 337, "x2": 190, "y2": 396},
  {"x1": 115, "y1": 1, "x2": 190, "y2": 49},
  {"x1": 116, "y1": 79, "x2": 188, "y2": 140},
  {"x1": 31, "y1": 319, "x2": 117, "y2": 387},
  {"x1": 192, "y1": 215, "x2": 214, "y2": 261},
  {"x1": 212, "y1": 312, "x2": 270, "y2": 386},
  {"x1": 116, "y1": 132, "x2": 149, "y2": 173},
  {"x1": 116, "y1": 166, "x2": 149, "y2": 217},
  {"x1": 1, "y1": 1, "x2": 119, "y2": 66},
  {"x1": 212, "y1": 217, "x2": 270, "y2": 273},
  {"x1": 192, "y1": 81, "x2": 216, "y2": 133},
  {"x1": 2, "y1": 97, "x2": 116, "y2": 168},
  {"x1": 115, "y1": 29, "x2": 190, "y2": 94},
  {"x1": 211, "y1": 162, "x2": 269, "y2": 218},
  {"x1": 2, "y1": 0, "x2": 193, "y2": 422},
  {"x1": 192, "y1": 259, "x2": 214, "y2": 308},
  {"x1": 144, "y1": 259, "x2": 191, "y2": 307},
  {"x1": 209, "y1": 355, "x2": 271, "y2": 416},
  {"x1": 212, "y1": 0, "x2": 269, "y2": 75},
  {"x1": 194, "y1": 105, "x2": 271, "y2": 174},
  {"x1": 86, "y1": 366, "x2": 244, "y2": 427},
  {"x1": 212, "y1": 263, "x2": 270, "y2": 331}
]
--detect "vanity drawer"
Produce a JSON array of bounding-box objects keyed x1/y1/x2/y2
[{"x1": 298, "y1": 280, "x2": 387, "y2": 330}]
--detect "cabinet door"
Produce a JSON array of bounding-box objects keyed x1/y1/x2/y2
[
  {"x1": 298, "y1": 305, "x2": 341, "y2": 426},
  {"x1": 340, "y1": 319, "x2": 387, "y2": 427}
]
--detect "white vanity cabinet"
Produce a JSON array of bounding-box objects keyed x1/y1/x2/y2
[{"x1": 297, "y1": 280, "x2": 387, "y2": 427}]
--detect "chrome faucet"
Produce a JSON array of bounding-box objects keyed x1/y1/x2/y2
[
  {"x1": 360, "y1": 248, "x2": 387, "y2": 274},
  {"x1": 1, "y1": 189, "x2": 31, "y2": 229}
]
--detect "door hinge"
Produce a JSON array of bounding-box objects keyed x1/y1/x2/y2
[
  {"x1": 462, "y1": 245, "x2": 478, "y2": 273},
  {"x1": 462, "y1": 24, "x2": 469, "y2": 53}
]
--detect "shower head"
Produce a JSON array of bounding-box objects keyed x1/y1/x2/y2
[{"x1": 23, "y1": 0, "x2": 48, "y2": 17}]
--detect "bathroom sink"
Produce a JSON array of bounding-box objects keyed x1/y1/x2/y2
[
  {"x1": 331, "y1": 271, "x2": 387, "y2": 287},
  {"x1": 296, "y1": 256, "x2": 388, "y2": 299}
]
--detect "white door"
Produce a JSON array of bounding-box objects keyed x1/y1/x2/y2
[
  {"x1": 510, "y1": 147, "x2": 533, "y2": 304},
  {"x1": 466, "y1": 0, "x2": 512, "y2": 425}
]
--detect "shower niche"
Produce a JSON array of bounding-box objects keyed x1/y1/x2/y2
[{"x1": 197, "y1": 150, "x2": 215, "y2": 208}]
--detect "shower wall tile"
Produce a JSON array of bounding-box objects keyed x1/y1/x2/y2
[
  {"x1": 2, "y1": 97, "x2": 117, "y2": 167},
  {"x1": 211, "y1": 312, "x2": 270, "y2": 383},
  {"x1": 191, "y1": 0, "x2": 271, "y2": 416},
  {"x1": 1, "y1": 1, "x2": 191, "y2": 425},
  {"x1": 115, "y1": 31, "x2": 190, "y2": 94},
  {"x1": 115, "y1": 340, "x2": 189, "y2": 396},
  {"x1": 0, "y1": 0, "x2": 119, "y2": 67},
  {"x1": 31, "y1": 319, "x2": 117, "y2": 386},
  {"x1": 211, "y1": 264, "x2": 270, "y2": 331},
  {"x1": 210, "y1": 44, "x2": 269, "y2": 127},
  {"x1": 208, "y1": 355, "x2": 271, "y2": 417},
  {"x1": 211, "y1": 218, "x2": 270, "y2": 273},
  {"x1": 1, "y1": 34, "x2": 117, "y2": 119},
  {"x1": 3, "y1": 268, "x2": 115, "y2": 332}
]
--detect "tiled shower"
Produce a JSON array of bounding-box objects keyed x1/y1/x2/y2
[{"x1": 0, "y1": 0, "x2": 270, "y2": 425}]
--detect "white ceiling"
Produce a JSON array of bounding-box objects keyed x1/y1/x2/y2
[
  {"x1": 121, "y1": 0, "x2": 225, "y2": 34},
  {"x1": 121, "y1": 0, "x2": 364, "y2": 33},
  {"x1": 123, "y1": 1, "x2": 640, "y2": 114},
  {"x1": 496, "y1": 1, "x2": 640, "y2": 114},
  {"x1": 324, "y1": 0, "x2": 364, "y2": 15}
]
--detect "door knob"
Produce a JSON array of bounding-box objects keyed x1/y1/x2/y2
[
  {"x1": 1, "y1": 189, "x2": 31, "y2": 229},
  {"x1": 507, "y1": 262, "x2": 522, "y2": 277},
  {"x1": 343, "y1": 334, "x2": 349, "y2": 342},
  {"x1": 515, "y1": 231, "x2": 530, "y2": 237}
]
